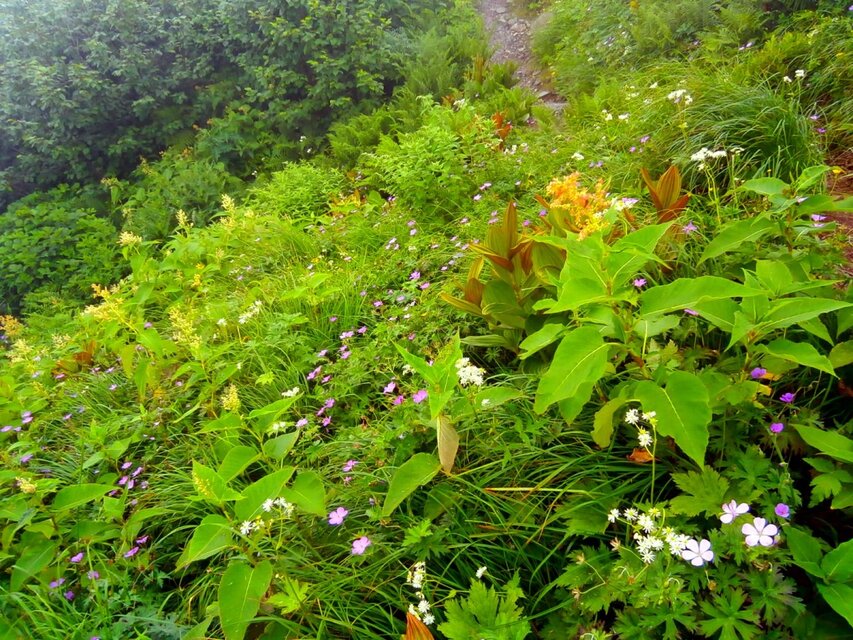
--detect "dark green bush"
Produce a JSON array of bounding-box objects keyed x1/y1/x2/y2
[
  {"x1": 248, "y1": 163, "x2": 346, "y2": 223},
  {"x1": 0, "y1": 187, "x2": 121, "y2": 313},
  {"x1": 115, "y1": 150, "x2": 244, "y2": 240}
]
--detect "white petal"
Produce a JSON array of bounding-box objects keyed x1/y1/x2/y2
[
  {"x1": 753, "y1": 517, "x2": 767, "y2": 530},
  {"x1": 720, "y1": 513, "x2": 733, "y2": 524},
  {"x1": 742, "y1": 523, "x2": 757, "y2": 536},
  {"x1": 701, "y1": 550, "x2": 714, "y2": 562},
  {"x1": 736, "y1": 503, "x2": 750, "y2": 514},
  {"x1": 698, "y1": 539, "x2": 712, "y2": 553},
  {"x1": 690, "y1": 555, "x2": 705, "y2": 567},
  {"x1": 745, "y1": 534, "x2": 760, "y2": 547},
  {"x1": 763, "y1": 524, "x2": 778, "y2": 537},
  {"x1": 685, "y1": 539, "x2": 700, "y2": 553},
  {"x1": 759, "y1": 535, "x2": 775, "y2": 547}
]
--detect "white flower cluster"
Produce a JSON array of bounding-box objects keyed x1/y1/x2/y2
[
  {"x1": 783, "y1": 69, "x2": 806, "y2": 83},
  {"x1": 405, "y1": 562, "x2": 435, "y2": 625},
  {"x1": 624, "y1": 408, "x2": 656, "y2": 448},
  {"x1": 455, "y1": 358, "x2": 485, "y2": 387},
  {"x1": 690, "y1": 147, "x2": 727, "y2": 170},
  {"x1": 607, "y1": 507, "x2": 699, "y2": 565},
  {"x1": 667, "y1": 89, "x2": 693, "y2": 105},
  {"x1": 238, "y1": 497, "x2": 295, "y2": 535},
  {"x1": 238, "y1": 300, "x2": 263, "y2": 324},
  {"x1": 281, "y1": 386, "x2": 300, "y2": 398}
]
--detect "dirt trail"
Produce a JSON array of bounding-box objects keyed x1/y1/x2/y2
[{"x1": 478, "y1": 0, "x2": 565, "y2": 108}]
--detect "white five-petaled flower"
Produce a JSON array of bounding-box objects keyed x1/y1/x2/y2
[
  {"x1": 607, "y1": 508, "x2": 620, "y2": 523},
  {"x1": 475, "y1": 566, "x2": 488, "y2": 579},
  {"x1": 239, "y1": 521, "x2": 254, "y2": 536},
  {"x1": 681, "y1": 538, "x2": 714, "y2": 566},
  {"x1": 624, "y1": 409, "x2": 640, "y2": 425},
  {"x1": 262, "y1": 498, "x2": 275, "y2": 512},
  {"x1": 742, "y1": 517, "x2": 778, "y2": 547},
  {"x1": 720, "y1": 500, "x2": 750, "y2": 524}
]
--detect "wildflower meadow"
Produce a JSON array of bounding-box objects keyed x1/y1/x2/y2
[{"x1": 1, "y1": 1, "x2": 852, "y2": 638}]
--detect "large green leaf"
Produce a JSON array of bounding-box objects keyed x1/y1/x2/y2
[
  {"x1": 639, "y1": 277, "x2": 763, "y2": 316},
  {"x1": 829, "y1": 341, "x2": 853, "y2": 369},
  {"x1": 234, "y1": 467, "x2": 295, "y2": 521},
  {"x1": 541, "y1": 278, "x2": 609, "y2": 313},
  {"x1": 817, "y1": 583, "x2": 853, "y2": 627},
  {"x1": 262, "y1": 432, "x2": 299, "y2": 461},
  {"x1": 785, "y1": 527, "x2": 826, "y2": 579},
  {"x1": 822, "y1": 539, "x2": 853, "y2": 583},
  {"x1": 741, "y1": 177, "x2": 788, "y2": 196},
  {"x1": 10, "y1": 539, "x2": 56, "y2": 591},
  {"x1": 176, "y1": 515, "x2": 234, "y2": 569},
  {"x1": 51, "y1": 483, "x2": 114, "y2": 512},
  {"x1": 795, "y1": 425, "x2": 853, "y2": 463},
  {"x1": 219, "y1": 560, "x2": 273, "y2": 640},
  {"x1": 699, "y1": 217, "x2": 776, "y2": 263},
  {"x1": 755, "y1": 339, "x2": 836, "y2": 376},
  {"x1": 592, "y1": 398, "x2": 627, "y2": 448},
  {"x1": 635, "y1": 372, "x2": 711, "y2": 466},
  {"x1": 534, "y1": 327, "x2": 609, "y2": 414},
  {"x1": 381, "y1": 453, "x2": 441, "y2": 517},
  {"x1": 759, "y1": 298, "x2": 851, "y2": 335},
  {"x1": 218, "y1": 446, "x2": 260, "y2": 483},
  {"x1": 192, "y1": 461, "x2": 243, "y2": 506},
  {"x1": 280, "y1": 471, "x2": 326, "y2": 516}
]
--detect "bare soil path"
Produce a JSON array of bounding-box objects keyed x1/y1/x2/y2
[{"x1": 477, "y1": 0, "x2": 566, "y2": 109}]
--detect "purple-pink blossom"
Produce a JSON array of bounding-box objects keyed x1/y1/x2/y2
[
  {"x1": 351, "y1": 536, "x2": 371, "y2": 555},
  {"x1": 412, "y1": 390, "x2": 428, "y2": 404},
  {"x1": 343, "y1": 460, "x2": 358, "y2": 472},
  {"x1": 328, "y1": 507, "x2": 349, "y2": 525},
  {"x1": 770, "y1": 422, "x2": 784, "y2": 433},
  {"x1": 779, "y1": 392, "x2": 796, "y2": 404},
  {"x1": 775, "y1": 503, "x2": 790, "y2": 518}
]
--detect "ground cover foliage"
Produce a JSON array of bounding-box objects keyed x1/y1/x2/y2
[{"x1": 1, "y1": 1, "x2": 852, "y2": 638}]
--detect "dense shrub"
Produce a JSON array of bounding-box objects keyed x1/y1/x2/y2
[
  {"x1": 0, "y1": 0, "x2": 446, "y2": 209},
  {"x1": 114, "y1": 150, "x2": 244, "y2": 241},
  {"x1": 0, "y1": 187, "x2": 121, "y2": 313},
  {"x1": 248, "y1": 162, "x2": 346, "y2": 223}
]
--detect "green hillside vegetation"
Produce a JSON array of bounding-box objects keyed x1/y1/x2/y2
[{"x1": 1, "y1": 1, "x2": 852, "y2": 638}]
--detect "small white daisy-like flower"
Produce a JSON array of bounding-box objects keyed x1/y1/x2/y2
[
  {"x1": 417, "y1": 599, "x2": 431, "y2": 614},
  {"x1": 623, "y1": 508, "x2": 638, "y2": 522},
  {"x1": 475, "y1": 566, "x2": 488, "y2": 579},
  {"x1": 624, "y1": 409, "x2": 640, "y2": 425},
  {"x1": 607, "y1": 508, "x2": 620, "y2": 523},
  {"x1": 641, "y1": 411, "x2": 656, "y2": 421},
  {"x1": 239, "y1": 521, "x2": 254, "y2": 536},
  {"x1": 262, "y1": 498, "x2": 275, "y2": 512},
  {"x1": 681, "y1": 538, "x2": 714, "y2": 566},
  {"x1": 795, "y1": 69, "x2": 805, "y2": 79},
  {"x1": 640, "y1": 549, "x2": 656, "y2": 564},
  {"x1": 422, "y1": 613, "x2": 435, "y2": 626},
  {"x1": 281, "y1": 386, "x2": 300, "y2": 398},
  {"x1": 572, "y1": 151, "x2": 585, "y2": 161},
  {"x1": 637, "y1": 514, "x2": 656, "y2": 533},
  {"x1": 637, "y1": 429, "x2": 653, "y2": 448}
]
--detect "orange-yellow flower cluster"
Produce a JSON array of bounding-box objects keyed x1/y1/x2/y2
[{"x1": 545, "y1": 172, "x2": 612, "y2": 238}]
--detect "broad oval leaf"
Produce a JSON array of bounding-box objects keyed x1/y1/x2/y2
[
  {"x1": 794, "y1": 425, "x2": 853, "y2": 463},
  {"x1": 635, "y1": 372, "x2": 711, "y2": 467},
  {"x1": 534, "y1": 327, "x2": 609, "y2": 414},
  {"x1": 176, "y1": 515, "x2": 234, "y2": 569},
  {"x1": 51, "y1": 483, "x2": 114, "y2": 512},
  {"x1": 381, "y1": 453, "x2": 441, "y2": 518},
  {"x1": 234, "y1": 467, "x2": 295, "y2": 521},
  {"x1": 280, "y1": 471, "x2": 326, "y2": 516},
  {"x1": 219, "y1": 560, "x2": 273, "y2": 640},
  {"x1": 755, "y1": 339, "x2": 836, "y2": 377},
  {"x1": 639, "y1": 277, "x2": 763, "y2": 316}
]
